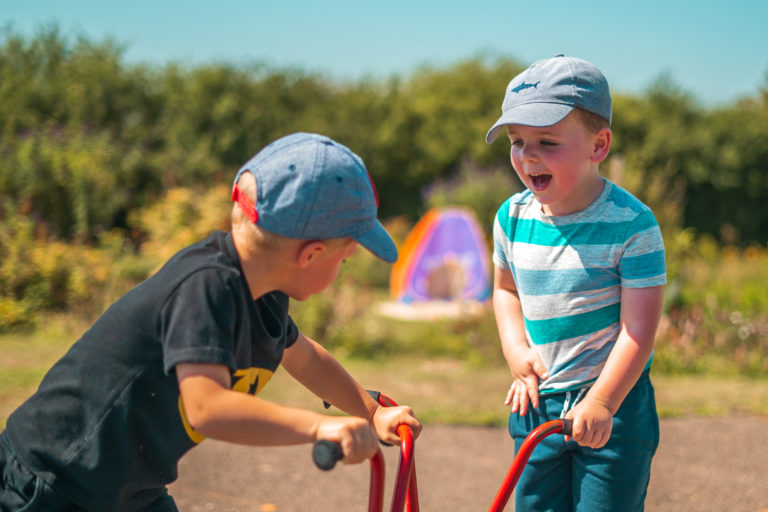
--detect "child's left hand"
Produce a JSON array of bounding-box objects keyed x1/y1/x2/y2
[
  {"x1": 371, "y1": 405, "x2": 422, "y2": 445},
  {"x1": 564, "y1": 397, "x2": 613, "y2": 449}
]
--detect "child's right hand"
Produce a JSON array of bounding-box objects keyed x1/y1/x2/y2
[
  {"x1": 371, "y1": 404, "x2": 422, "y2": 445},
  {"x1": 315, "y1": 416, "x2": 379, "y2": 464},
  {"x1": 504, "y1": 346, "x2": 549, "y2": 416},
  {"x1": 563, "y1": 397, "x2": 613, "y2": 448}
]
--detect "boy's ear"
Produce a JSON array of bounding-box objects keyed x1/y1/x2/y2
[
  {"x1": 296, "y1": 241, "x2": 327, "y2": 269},
  {"x1": 590, "y1": 128, "x2": 612, "y2": 163}
]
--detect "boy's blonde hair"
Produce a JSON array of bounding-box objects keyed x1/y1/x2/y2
[
  {"x1": 572, "y1": 107, "x2": 610, "y2": 134},
  {"x1": 231, "y1": 172, "x2": 286, "y2": 252}
]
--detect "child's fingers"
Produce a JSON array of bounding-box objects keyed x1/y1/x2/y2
[
  {"x1": 345, "y1": 424, "x2": 378, "y2": 463},
  {"x1": 532, "y1": 358, "x2": 549, "y2": 380},
  {"x1": 513, "y1": 384, "x2": 523, "y2": 413},
  {"x1": 317, "y1": 417, "x2": 378, "y2": 464},
  {"x1": 563, "y1": 412, "x2": 578, "y2": 442},
  {"x1": 506, "y1": 381, "x2": 525, "y2": 414},
  {"x1": 397, "y1": 407, "x2": 422, "y2": 439},
  {"x1": 523, "y1": 374, "x2": 540, "y2": 409},
  {"x1": 517, "y1": 383, "x2": 530, "y2": 416},
  {"x1": 577, "y1": 424, "x2": 610, "y2": 449},
  {"x1": 504, "y1": 383, "x2": 515, "y2": 406},
  {"x1": 584, "y1": 429, "x2": 608, "y2": 449},
  {"x1": 563, "y1": 411, "x2": 612, "y2": 448},
  {"x1": 372, "y1": 405, "x2": 422, "y2": 443},
  {"x1": 506, "y1": 379, "x2": 542, "y2": 416}
]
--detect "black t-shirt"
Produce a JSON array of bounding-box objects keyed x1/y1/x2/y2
[{"x1": 5, "y1": 231, "x2": 298, "y2": 511}]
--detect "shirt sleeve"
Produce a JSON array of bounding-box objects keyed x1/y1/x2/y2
[
  {"x1": 493, "y1": 199, "x2": 512, "y2": 270},
  {"x1": 159, "y1": 269, "x2": 240, "y2": 374},
  {"x1": 620, "y1": 210, "x2": 667, "y2": 288},
  {"x1": 285, "y1": 314, "x2": 299, "y2": 348}
]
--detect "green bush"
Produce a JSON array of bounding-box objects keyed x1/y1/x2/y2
[
  {"x1": 655, "y1": 234, "x2": 768, "y2": 376},
  {"x1": 129, "y1": 184, "x2": 231, "y2": 269},
  {"x1": 0, "y1": 297, "x2": 35, "y2": 332},
  {"x1": 2, "y1": 27, "x2": 768, "y2": 376}
]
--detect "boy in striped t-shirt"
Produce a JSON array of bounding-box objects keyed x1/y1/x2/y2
[{"x1": 486, "y1": 55, "x2": 666, "y2": 511}]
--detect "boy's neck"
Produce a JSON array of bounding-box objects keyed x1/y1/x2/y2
[
  {"x1": 541, "y1": 174, "x2": 605, "y2": 217},
  {"x1": 231, "y1": 228, "x2": 289, "y2": 299}
]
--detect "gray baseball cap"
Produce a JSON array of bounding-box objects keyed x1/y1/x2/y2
[
  {"x1": 232, "y1": 133, "x2": 397, "y2": 263},
  {"x1": 485, "y1": 54, "x2": 612, "y2": 143}
]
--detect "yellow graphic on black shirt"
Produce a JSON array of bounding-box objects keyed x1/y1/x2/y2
[{"x1": 179, "y1": 367, "x2": 275, "y2": 444}]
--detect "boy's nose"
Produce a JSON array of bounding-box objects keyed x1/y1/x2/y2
[{"x1": 522, "y1": 145, "x2": 540, "y2": 162}]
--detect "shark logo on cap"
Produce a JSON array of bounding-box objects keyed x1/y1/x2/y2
[{"x1": 511, "y1": 81, "x2": 541, "y2": 94}]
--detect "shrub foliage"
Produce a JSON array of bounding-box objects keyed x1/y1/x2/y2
[{"x1": 2, "y1": 27, "x2": 768, "y2": 376}]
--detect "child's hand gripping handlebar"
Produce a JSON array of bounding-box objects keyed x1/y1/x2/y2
[
  {"x1": 313, "y1": 391, "x2": 419, "y2": 512},
  {"x1": 311, "y1": 424, "x2": 415, "y2": 512}
]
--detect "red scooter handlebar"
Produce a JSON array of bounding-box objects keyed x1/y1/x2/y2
[
  {"x1": 488, "y1": 418, "x2": 573, "y2": 512},
  {"x1": 313, "y1": 391, "x2": 418, "y2": 512}
]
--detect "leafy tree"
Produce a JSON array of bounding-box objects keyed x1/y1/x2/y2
[{"x1": 2, "y1": 26, "x2": 768, "y2": 250}]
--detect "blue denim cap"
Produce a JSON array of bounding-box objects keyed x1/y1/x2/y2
[
  {"x1": 486, "y1": 55, "x2": 612, "y2": 143},
  {"x1": 232, "y1": 132, "x2": 398, "y2": 263}
]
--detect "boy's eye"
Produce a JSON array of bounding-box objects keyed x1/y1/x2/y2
[
  {"x1": 541, "y1": 140, "x2": 558, "y2": 146},
  {"x1": 510, "y1": 139, "x2": 524, "y2": 147}
]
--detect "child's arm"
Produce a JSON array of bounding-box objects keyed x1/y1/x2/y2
[
  {"x1": 493, "y1": 266, "x2": 549, "y2": 416},
  {"x1": 565, "y1": 285, "x2": 664, "y2": 448},
  {"x1": 280, "y1": 332, "x2": 422, "y2": 445},
  {"x1": 177, "y1": 362, "x2": 380, "y2": 463}
]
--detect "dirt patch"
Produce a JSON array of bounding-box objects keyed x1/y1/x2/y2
[{"x1": 170, "y1": 416, "x2": 768, "y2": 511}]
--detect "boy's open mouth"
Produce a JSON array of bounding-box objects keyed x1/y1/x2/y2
[{"x1": 530, "y1": 173, "x2": 552, "y2": 190}]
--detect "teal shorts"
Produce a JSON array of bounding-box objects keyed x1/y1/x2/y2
[{"x1": 508, "y1": 370, "x2": 660, "y2": 512}]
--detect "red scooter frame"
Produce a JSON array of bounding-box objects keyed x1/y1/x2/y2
[
  {"x1": 488, "y1": 418, "x2": 572, "y2": 511},
  {"x1": 313, "y1": 392, "x2": 572, "y2": 512},
  {"x1": 313, "y1": 392, "x2": 419, "y2": 512}
]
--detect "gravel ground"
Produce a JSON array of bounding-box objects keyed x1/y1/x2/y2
[{"x1": 169, "y1": 416, "x2": 768, "y2": 511}]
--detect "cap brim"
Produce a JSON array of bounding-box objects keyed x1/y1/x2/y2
[
  {"x1": 356, "y1": 221, "x2": 398, "y2": 263},
  {"x1": 485, "y1": 103, "x2": 574, "y2": 143}
]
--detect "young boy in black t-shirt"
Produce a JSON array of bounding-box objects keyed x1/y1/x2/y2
[{"x1": 0, "y1": 133, "x2": 421, "y2": 511}]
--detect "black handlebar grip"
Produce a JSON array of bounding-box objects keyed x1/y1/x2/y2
[
  {"x1": 312, "y1": 440, "x2": 343, "y2": 470},
  {"x1": 561, "y1": 418, "x2": 573, "y2": 436}
]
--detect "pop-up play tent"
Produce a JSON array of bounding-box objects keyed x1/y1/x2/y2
[{"x1": 389, "y1": 207, "x2": 491, "y2": 305}]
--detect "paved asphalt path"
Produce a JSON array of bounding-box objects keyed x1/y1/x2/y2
[{"x1": 169, "y1": 416, "x2": 768, "y2": 511}]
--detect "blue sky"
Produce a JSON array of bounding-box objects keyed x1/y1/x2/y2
[{"x1": 3, "y1": 0, "x2": 767, "y2": 106}]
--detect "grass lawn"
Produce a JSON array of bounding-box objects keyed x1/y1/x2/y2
[
  {"x1": 2, "y1": 316, "x2": 768, "y2": 429},
  {"x1": 261, "y1": 357, "x2": 768, "y2": 425},
  {"x1": 0, "y1": 316, "x2": 85, "y2": 427}
]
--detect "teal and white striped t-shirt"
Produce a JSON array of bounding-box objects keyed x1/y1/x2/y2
[{"x1": 493, "y1": 179, "x2": 666, "y2": 393}]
